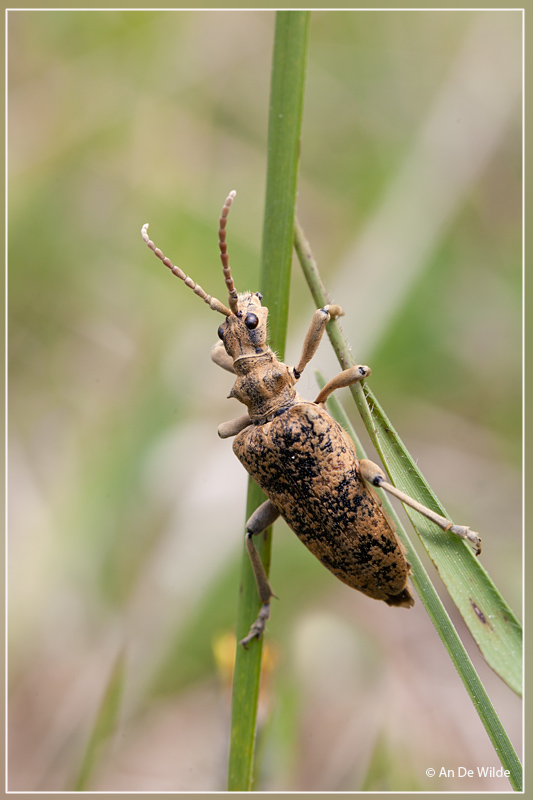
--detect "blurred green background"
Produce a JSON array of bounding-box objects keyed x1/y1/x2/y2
[{"x1": 8, "y1": 9, "x2": 522, "y2": 792}]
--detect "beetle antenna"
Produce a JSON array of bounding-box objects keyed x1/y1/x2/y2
[
  {"x1": 219, "y1": 190, "x2": 239, "y2": 314},
  {"x1": 141, "y1": 224, "x2": 232, "y2": 317}
]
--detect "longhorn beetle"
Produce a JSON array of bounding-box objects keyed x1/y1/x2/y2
[{"x1": 142, "y1": 191, "x2": 481, "y2": 647}]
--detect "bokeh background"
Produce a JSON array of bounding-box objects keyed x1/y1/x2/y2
[{"x1": 8, "y1": 9, "x2": 522, "y2": 792}]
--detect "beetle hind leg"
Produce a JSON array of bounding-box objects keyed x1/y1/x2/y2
[
  {"x1": 239, "y1": 499, "x2": 280, "y2": 648},
  {"x1": 358, "y1": 458, "x2": 482, "y2": 556}
]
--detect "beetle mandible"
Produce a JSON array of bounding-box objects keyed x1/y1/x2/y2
[{"x1": 142, "y1": 191, "x2": 481, "y2": 647}]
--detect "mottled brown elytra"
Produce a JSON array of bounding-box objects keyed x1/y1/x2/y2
[{"x1": 142, "y1": 191, "x2": 481, "y2": 647}]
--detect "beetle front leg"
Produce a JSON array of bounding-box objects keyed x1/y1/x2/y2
[
  {"x1": 240, "y1": 499, "x2": 280, "y2": 648},
  {"x1": 358, "y1": 459, "x2": 482, "y2": 556},
  {"x1": 211, "y1": 340, "x2": 236, "y2": 374},
  {"x1": 294, "y1": 304, "x2": 344, "y2": 378}
]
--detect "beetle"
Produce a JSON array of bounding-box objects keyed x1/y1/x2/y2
[{"x1": 142, "y1": 191, "x2": 481, "y2": 646}]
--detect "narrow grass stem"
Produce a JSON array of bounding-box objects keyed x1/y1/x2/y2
[
  {"x1": 296, "y1": 224, "x2": 522, "y2": 790},
  {"x1": 227, "y1": 11, "x2": 310, "y2": 791}
]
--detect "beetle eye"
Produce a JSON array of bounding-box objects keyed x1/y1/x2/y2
[
  {"x1": 245, "y1": 313, "x2": 259, "y2": 329},
  {"x1": 217, "y1": 325, "x2": 225, "y2": 340}
]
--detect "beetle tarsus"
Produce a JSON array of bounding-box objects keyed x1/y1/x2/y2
[
  {"x1": 239, "y1": 602, "x2": 270, "y2": 648},
  {"x1": 358, "y1": 458, "x2": 482, "y2": 556},
  {"x1": 448, "y1": 524, "x2": 482, "y2": 556}
]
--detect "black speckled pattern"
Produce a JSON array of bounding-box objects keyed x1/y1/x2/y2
[{"x1": 234, "y1": 401, "x2": 413, "y2": 606}]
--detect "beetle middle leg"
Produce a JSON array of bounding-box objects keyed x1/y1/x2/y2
[
  {"x1": 358, "y1": 459, "x2": 482, "y2": 555},
  {"x1": 240, "y1": 499, "x2": 280, "y2": 648},
  {"x1": 218, "y1": 415, "x2": 252, "y2": 439},
  {"x1": 311, "y1": 364, "x2": 481, "y2": 555},
  {"x1": 314, "y1": 364, "x2": 371, "y2": 405}
]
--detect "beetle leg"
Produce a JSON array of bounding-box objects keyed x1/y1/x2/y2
[
  {"x1": 240, "y1": 499, "x2": 280, "y2": 647},
  {"x1": 217, "y1": 415, "x2": 252, "y2": 439},
  {"x1": 294, "y1": 305, "x2": 344, "y2": 379},
  {"x1": 358, "y1": 459, "x2": 482, "y2": 556},
  {"x1": 211, "y1": 340, "x2": 236, "y2": 373},
  {"x1": 314, "y1": 364, "x2": 371, "y2": 405}
]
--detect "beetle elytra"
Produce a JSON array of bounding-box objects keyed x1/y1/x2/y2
[{"x1": 142, "y1": 191, "x2": 481, "y2": 647}]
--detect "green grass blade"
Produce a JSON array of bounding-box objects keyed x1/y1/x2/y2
[
  {"x1": 360, "y1": 386, "x2": 522, "y2": 696},
  {"x1": 294, "y1": 219, "x2": 522, "y2": 697},
  {"x1": 227, "y1": 481, "x2": 273, "y2": 791},
  {"x1": 227, "y1": 11, "x2": 310, "y2": 792},
  {"x1": 260, "y1": 11, "x2": 311, "y2": 356},
  {"x1": 318, "y1": 373, "x2": 522, "y2": 791},
  {"x1": 72, "y1": 650, "x2": 125, "y2": 791}
]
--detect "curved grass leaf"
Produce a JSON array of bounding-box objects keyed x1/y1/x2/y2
[
  {"x1": 360, "y1": 385, "x2": 522, "y2": 697},
  {"x1": 294, "y1": 219, "x2": 522, "y2": 698},
  {"x1": 318, "y1": 372, "x2": 522, "y2": 791}
]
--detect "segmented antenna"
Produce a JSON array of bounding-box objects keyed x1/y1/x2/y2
[
  {"x1": 141, "y1": 224, "x2": 232, "y2": 317},
  {"x1": 219, "y1": 190, "x2": 239, "y2": 314}
]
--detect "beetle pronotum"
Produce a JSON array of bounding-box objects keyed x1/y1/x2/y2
[{"x1": 142, "y1": 191, "x2": 481, "y2": 647}]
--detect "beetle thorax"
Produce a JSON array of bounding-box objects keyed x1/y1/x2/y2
[{"x1": 229, "y1": 352, "x2": 296, "y2": 420}]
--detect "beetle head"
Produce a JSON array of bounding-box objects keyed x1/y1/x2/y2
[{"x1": 216, "y1": 291, "x2": 269, "y2": 359}]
